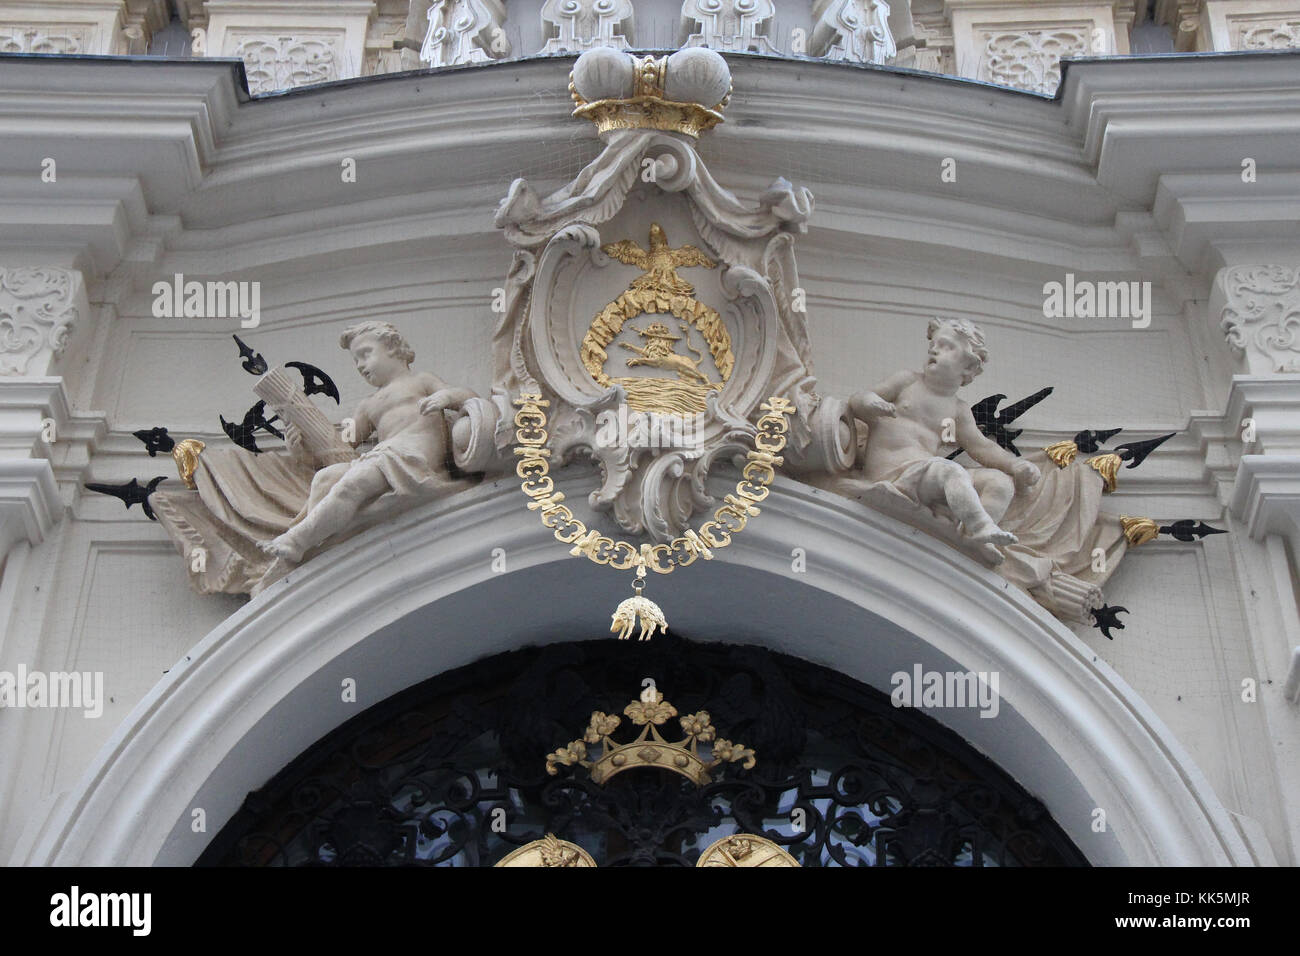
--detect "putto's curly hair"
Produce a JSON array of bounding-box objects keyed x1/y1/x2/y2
[
  {"x1": 926, "y1": 316, "x2": 988, "y2": 385},
  {"x1": 339, "y1": 321, "x2": 415, "y2": 366}
]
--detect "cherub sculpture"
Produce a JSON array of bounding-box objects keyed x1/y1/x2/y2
[
  {"x1": 258, "y1": 321, "x2": 474, "y2": 569},
  {"x1": 848, "y1": 317, "x2": 1039, "y2": 558}
]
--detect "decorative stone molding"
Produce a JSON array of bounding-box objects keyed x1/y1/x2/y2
[
  {"x1": 810, "y1": 0, "x2": 898, "y2": 63},
  {"x1": 911, "y1": 9, "x2": 956, "y2": 73},
  {"x1": 0, "y1": 0, "x2": 166, "y2": 54},
  {"x1": 1216, "y1": 265, "x2": 1300, "y2": 375},
  {"x1": 229, "y1": 32, "x2": 345, "y2": 92},
  {"x1": 1202, "y1": 1, "x2": 1300, "y2": 51},
  {"x1": 363, "y1": 10, "x2": 409, "y2": 75},
  {"x1": 680, "y1": 0, "x2": 777, "y2": 54},
  {"x1": 0, "y1": 459, "x2": 62, "y2": 558},
  {"x1": 538, "y1": 0, "x2": 634, "y2": 54},
  {"x1": 0, "y1": 24, "x2": 93, "y2": 54},
  {"x1": 945, "y1": 1, "x2": 1128, "y2": 93},
  {"x1": 977, "y1": 24, "x2": 1091, "y2": 93},
  {"x1": 203, "y1": 1, "x2": 376, "y2": 93},
  {"x1": 1232, "y1": 16, "x2": 1300, "y2": 49},
  {"x1": 0, "y1": 268, "x2": 80, "y2": 378},
  {"x1": 16, "y1": 480, "x2": 1258, "y2": 866},
  {"x1": 420, "y1": 0, "x2": 510, "y2": 67}
]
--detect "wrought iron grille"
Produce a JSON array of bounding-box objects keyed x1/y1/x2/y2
[{"x1": 199, "y1": 634, "x2": 1088, "y2": 867}]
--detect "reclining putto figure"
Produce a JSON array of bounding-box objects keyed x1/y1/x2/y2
[
  {"x1": 847, "y1": 316, "x2": 1040, "y2": 558},
  {"x1": 259, "y1": 320, "x2": 475, "y2": 568}
]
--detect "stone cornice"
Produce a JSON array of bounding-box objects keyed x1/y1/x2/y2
[{"x1": 1, "y1": 49, "x2": 1297, "y2": 293}]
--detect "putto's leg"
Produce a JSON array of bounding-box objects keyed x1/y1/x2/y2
[
  {"x1": 299, "y1": 462, "x2": 350, "y2": 513},
  {"x1": 260, "y1": 462, "x2": 389, "y2": 563},
  {"x1": 919, "y1": 458, "x2": 1017, "y2": 548},
  {"x1": 970, "y1": 468, "x2": 1015, "y2": 525}
]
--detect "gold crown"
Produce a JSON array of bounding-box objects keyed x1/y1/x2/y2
[
  {"x1": 569, "y1": 48, "x2": 731, "y2": 139},
  {"x1": 545, "y1": 685, "x2": 756, "y2": 786}
]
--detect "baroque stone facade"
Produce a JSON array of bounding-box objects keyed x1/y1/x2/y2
[{"x1": 4, "y1": 0, "x2": 1300, "y2": 874}]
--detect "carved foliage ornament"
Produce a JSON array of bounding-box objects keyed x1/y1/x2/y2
[
  {"x1": 979, "y1": 27, "x2": 1090, "y2": 94},
  {"x1": 231, "y1": 34, "x2": 343, "y2": 93},
  {"x1": 0, "y1": 268, "x2": 79, "y2": 375}
]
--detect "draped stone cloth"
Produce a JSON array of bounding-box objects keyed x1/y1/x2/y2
[
  {"x1": 153, "y1": 432, "x2": 474, "y2": 595},
  {"x1": 812, "y1": 439, "x2": 1129, "y2": 624},
  {"x1": 997, "y1": 449, "x2": 1128, "y2": 623},
  {"x1": 153, "y1": 447, "x2": 316, "y2": 595}
]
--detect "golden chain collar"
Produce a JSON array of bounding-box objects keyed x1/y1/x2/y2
[{"x1": 512, "y1": 393, "x2": 795, "y2": 574}]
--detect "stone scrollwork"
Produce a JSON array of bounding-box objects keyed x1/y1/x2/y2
[
  {"x1": 979, "y1": 27, "x2": 1091, "y2": 94},
  {"x1": 0, "y1": 267, "x2": 79, "y2": 376},
  {"x1": 810, "y1": 0, "x2": 897, "y2": 65},
  {"x1": 421, "y1": 0, "x2": 511, "y2": 67},
  {"x1": 679, "y1": 0, "x2": 778, "y2": 54},
  {"x1": 539, "y1": 0, "x2": 634, "y2": 54},
  {"x1": 1218, "y1": 265, "x2": 1300, "y2": 373}
]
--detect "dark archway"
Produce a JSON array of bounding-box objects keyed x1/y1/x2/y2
[{"x1": 199, "y1": 634, "x2": 1087, "y2": 867}]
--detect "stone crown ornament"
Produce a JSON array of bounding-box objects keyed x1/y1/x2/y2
[{"x1": 569, "y1": 46, "x2": 731, "y2": 138}]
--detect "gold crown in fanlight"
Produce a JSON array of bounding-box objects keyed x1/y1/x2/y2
[
  {"x1": 546, "y1": 685, "x2": 756, "y2": 786},
  {"x1": 569, "y1": 46, "x2": 732, "y2": 138}
]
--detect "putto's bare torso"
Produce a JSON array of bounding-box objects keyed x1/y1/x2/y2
[{"x1": 863, "y1": 372, "x2": 964, "y2": 481}]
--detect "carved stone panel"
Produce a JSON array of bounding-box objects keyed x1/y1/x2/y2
[
  {"x1": 0, "y1": 267, "x2": 80, "y2": 376},
  {"x1": 227, "y1": 32, "x2": 345, "y2": 93},
  {"x1": 1217, "y1": 265, "x2": 1300, "y2": 373},
  {"x1": 0, "y1": 24, "x2": 94, "y2": 54},
  {"x1": 539, "y1": 0, "x2": 634, "y2": 53},
  {"x1": 1232, "y1": 17, "x2": 1300, "y2": 49},
  {"x1": 977, "y1": 25, "x2": 1091, "y2": 93},
  {"x1": 421, "y1": 0, "x2": 511, "y2": 67},
  {"x1": 680, "y1": 0, "x2": 777, "y2": 54},
  {"x1": 810, "y1": 0, "x2": 898, "y2": 63}
]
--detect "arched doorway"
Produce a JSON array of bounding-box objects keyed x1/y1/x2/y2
[
  {"x1": 199, "y1": 635, "x2": 1087, "y2": 867},
  {"x1": 21, "y1": 482, "x2": 1253, "y2": 866}
]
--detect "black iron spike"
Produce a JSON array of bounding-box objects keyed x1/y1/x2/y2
[
  {"x1": 1072, "y1": 427, "x2": 1123, "y2": 453},
  {"x1": 221, "y1": 399, "x2": 283, "y2": 454},
  {"x1": 233, "y1": 333, "x2": 268, "y2": 376},
  {"x1": 84, "y1": 476, "x2": 166, "y2": 521},
  {"x1": 286, "y1": 360, "x2": 340, "y2": 404},
  {"x1": 1158, "y1": 520, "x2": 1228, "y2": 542},
  {"x1": 1090, "y1": 604, "x2": 1128, "y2": 640},
  {"x1": 131, "y1": 426, "x2": 175, "y2": 457},
  {"x1": 952, "y1": 387, "x2": 1054, "y2": 459},
  {"x1": 1116, "y1": 432, "x2": 1175, "y2": 469}
]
